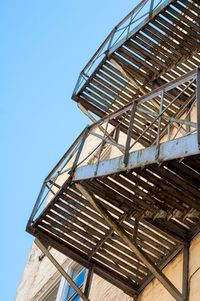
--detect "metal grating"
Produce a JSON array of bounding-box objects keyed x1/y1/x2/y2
[
  {"x1": 72, "y1": 0, "x2": 200, "y2": 119},
  {"x1": 28, "y1": 154, "x2": 200, "y2": 296}
]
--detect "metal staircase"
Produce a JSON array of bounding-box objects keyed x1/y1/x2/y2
[{"x1": 27, "y1": 1, "x2": 200, "y2": 300}]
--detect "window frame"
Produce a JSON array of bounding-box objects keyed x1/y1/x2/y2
[{"x1": 55, "y1": 262, "x2": 86, "y2": 301}]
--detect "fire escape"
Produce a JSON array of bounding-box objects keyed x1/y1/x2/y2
[{"x1": 27, "y1": 1, "x2": 200, "y2": 300}]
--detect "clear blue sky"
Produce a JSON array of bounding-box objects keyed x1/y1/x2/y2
[{"x1": 0, "y1": 1, "x2": 140, "y2": 300}]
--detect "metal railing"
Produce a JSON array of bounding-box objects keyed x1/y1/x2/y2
[
  {"x1": 72, "y1": 0, "x2": 173, "y2": 95},
  {"x1": 27, "y1": 68, "x2": 199, "y2": 227}
]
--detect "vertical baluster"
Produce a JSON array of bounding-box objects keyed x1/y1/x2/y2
[
  {"x1": 124, "y1": 101, "x2": 137, "y2": 166},
  {"x1": 155, "y1": 90, "x2": 164, "y2": 160},
  {"x1": 94, "y1": 118, "x2": 110, "y2": 176},
  {"x1": 71, "y1": 126, "x2": 90, "y2": 173},
  {"x1": 149, "y1": 0, "x2": 155, "y2": 18},
  {"x1": 167, "y1": 123, "x2": 171, "y2": 142}
]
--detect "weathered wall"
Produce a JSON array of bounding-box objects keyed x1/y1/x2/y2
[
  {"x1": 15, "y1": 233, "x2": 200, "y2": 301},
  {"x1": 89, "y1": 274, "x2": 132, "y2": 301},
  {"x1": 140, "y1": 233, "x2": 200, "y2": 301},
  {"x1": 14, "y1": 243, "x2": 71, "y2": 301}
]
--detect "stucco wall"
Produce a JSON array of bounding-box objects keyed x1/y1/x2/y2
[
  {"x1": 89, "y1": 274, "x2": 132, "y2": 301},
  {"x1": 139, "y1": 233, "x2": 200, "y2": 301},
  {"x1": 15, "y1": 243, "x2": 70, "y2": 301}
]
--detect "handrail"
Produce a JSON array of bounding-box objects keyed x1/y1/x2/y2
[
  {"x1": 72, "y1": 0, "x2": 172, "y2": 95},
  {"x1": 45, "y1": 128, "x2": 87, "y2": 181},
  {"x1": 82, "y1": 0, "x2": 149, "y2": 74}
]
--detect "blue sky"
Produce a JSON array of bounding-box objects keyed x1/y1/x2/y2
[{"x1": 0, "y1": 1, "x2": 140, "y2": 300}]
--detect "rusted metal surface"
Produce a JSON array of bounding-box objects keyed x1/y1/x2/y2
[
  {"x1": 197, "y1": 68, "x2": 200, "y2": 148},
  {"x1": 27, "y1": 149, "x2": 200, "y2": 296},
  {"x1": 27, "y1": 1, "x2": 200, "y2": 298},
  {"x1": 84, "y1": 267, "x2": 94, "y2": 298},
  {"x1": 76, "y1": 183, "x2": 184, "y2": 301},
  {"x1": 182, "y1": 244, "x2": 189, "y2": 300},
  {"x1": 27, "y1": 68, "x2": 200, "y2": 296},
  {"x1": 73, "y1": 134, "x2": 200, "y2": 181},
  {"x1": 27, "y1": 70, "x2": 199, "y2": 223}
]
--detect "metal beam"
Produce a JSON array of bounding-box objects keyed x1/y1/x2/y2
[
  {"x1": 133, "y1": 218, "x2": 139, "y2": 243},
  {"x1": 70, "y1": 126, "x2": 90, "y2": 173},
  {"x1": 149, "y1": 0, "x2": 155, "y2": 17},
  {"x1": 73, "y1": 134, "x2": 200, "y2": 183},
  {"x1": 197, "y1": 68, "x2": 200, "y2": 148},
  {"x1": 124, "y1": 101, "x2": 137, "y2": 166},
  {"x1": 84, "y1": 267, "x2": 94, "y2": 298},
  {"x1": 182, "y1": 244, "x2": 189, "y2": 301},
  {"x1": 34, "y1": 239, "x2": 89, "y2": 301},
  {"x1": 138, "y1": 243, "x2": 183, "y2": 294},
  {"x1": 76, "y1": 183, "x2": 184, "y2": 301}
]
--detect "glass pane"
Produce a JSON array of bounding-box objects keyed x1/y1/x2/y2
[
  {"x1": 75, "y1": 269, "x2": 86, "y2": 287},
  {"x1": 67, "y1": 286, "x2": 75, "y2": 300},
  {"x1": 66, "y1": 268, "x2": 86, "y2": 301}
]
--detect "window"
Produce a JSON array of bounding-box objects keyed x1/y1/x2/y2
[
  {"x1": 65, "y1": 268, "x2": 86, "y2": 301},
  {"x1": 55, "y1": 264, "x2": 86, "y2": 301}
]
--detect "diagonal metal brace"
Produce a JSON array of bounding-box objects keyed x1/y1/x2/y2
[
  {"x1": 35, "y1": 239, "x2": 89, "y2": 301},
  {"x1": 76, "y1": 183, "x2": 185, "y2": 301}
]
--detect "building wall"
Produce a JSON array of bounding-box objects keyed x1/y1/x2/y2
[
  {"x1": 88, "y1": 274, "x2": 132, "y2": 301},
  {"x1": 15, "y1": 243, "x2": 69, "y2": 301},
  {"x1": 140, "y1": 233, "x2": 200, "y2": 301},
  {"x1": 15, "y1": 233, "x2": 200, "y2": 301}
]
